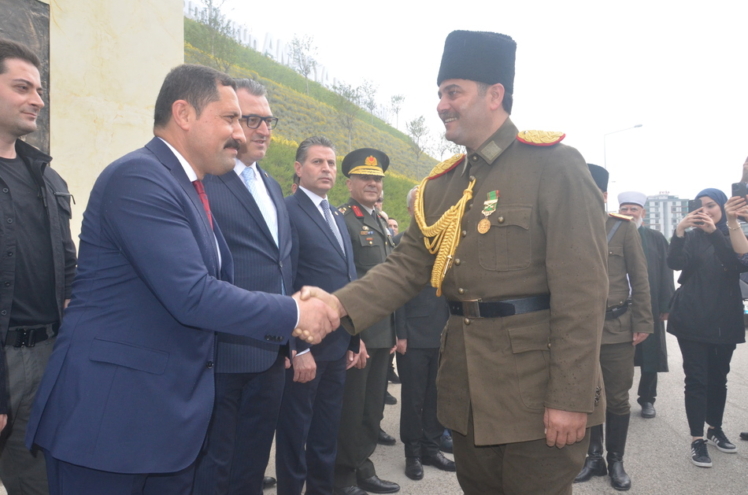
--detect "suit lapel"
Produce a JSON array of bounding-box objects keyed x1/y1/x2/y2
[
  {"x1": 295, "y1": 189, "x2": 346, "y2": 260},
  {"x1": 145, "y1": 138, "x2": 220, "y2": 276},
  {"x1": 219, "y1": 170, "x2": 277, "y2": 250}
]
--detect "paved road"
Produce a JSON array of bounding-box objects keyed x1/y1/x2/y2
[{"x1": 4, "y1": 332, "x2": 747, "y2": 494}]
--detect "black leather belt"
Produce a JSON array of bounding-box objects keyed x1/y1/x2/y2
[
  {"x1": 605, "y1": 304, "x2": 629, "y2": 321},
  {"x1": 4, "y1": 322, "x2": 59, "y2": 348},
  {"x1": 448, "y1": 295, "x2": 551, "y2": 319}
]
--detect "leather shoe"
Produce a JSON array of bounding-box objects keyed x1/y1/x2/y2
[
  {"x1": 356, "y1": 475, "x2": 400, "y2": 493},
  {"x1": 262, "y1": 476, "x2": 276, "y2": 489},
  {"x1": 405, "y1": 457, "x2": 424, "y2": 480},
  {"x1": 378, "y1": 428, "x2": 396, "y2": 446},
  {"x1": 334, "y1": 486, "x2": 368, "y2": 495},
  {"x1": 385, "y1": 390, "x2": 397, "y2": 405},
  {"x1": 422, "y1": 452, "x2": 456, "y2": 472},
  {"x1": 740, "y1": 432, "x2": 748, "y2": 441},
  {"x1": 640, "y1": 402, "x2": 656, "y2": 419},
  {"x1": 440, "y1": 432, "x2": 453, "y2": 454},
  {"x1": 574, "y1": 456, "x2": 607, "y2": 483}
]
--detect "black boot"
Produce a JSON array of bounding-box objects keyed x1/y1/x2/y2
[
  {"x1": 606, "y1": 412, "x2": 631, "y2": 491},
  {"x1": 574, "y1": 424, "x2": 607, "y2": 483}
]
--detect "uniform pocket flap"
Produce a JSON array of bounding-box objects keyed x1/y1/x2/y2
[
  {"x1": 89, "y1": 338, "x2": 169, "y2": 375},
  {"x1": 493, "y1": 206, "x2": 532, "y2": 229},
  {"x1": 508, "y1": 322, "x2": 550, "y2": 353}
]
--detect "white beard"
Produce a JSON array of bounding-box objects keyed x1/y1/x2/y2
[{"x1": 634, "y1": 217, "x2": 643, "y2": 228}]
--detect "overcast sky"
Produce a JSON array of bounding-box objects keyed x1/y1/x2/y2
[{"x1": 221, "y1": 0, "x2": 748, "y2": 208}]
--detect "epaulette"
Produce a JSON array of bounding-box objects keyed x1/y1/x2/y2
[
  {"x1": 517, "y1": 130, "x2": 566, "y2": 146},
  {"x1": 609, "y1": 212, "x2": 632, "y2": 221},
  {"x1": 426, "y1": 154, "x2": 465, "y2": 180},
  {"x1": 351, "y1": 205, "x2": 364, "y2": 218}
]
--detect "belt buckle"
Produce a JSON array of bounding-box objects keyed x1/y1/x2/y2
[
  {"x1": 13, "y1": 328, "x2": 28, "y2": 348},
  {"x1": 462, "y1": 300, "x2": 482, "y2": 319}
]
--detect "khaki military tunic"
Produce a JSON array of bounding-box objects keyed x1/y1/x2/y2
[
  {"x1": 603, "y1": 215, "x2": 653, "y2": 344},
  {"x1": 336, "y1": 118, "x2": 608, "y2": 446}
]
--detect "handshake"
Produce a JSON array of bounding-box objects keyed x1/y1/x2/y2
[{"x1": 290, "y1": 287, "x2": 348, "y2": 344}]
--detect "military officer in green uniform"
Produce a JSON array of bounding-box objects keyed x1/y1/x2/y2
[
  {"x1": 303, "y1": 31, "x2": 609, "y2": 495},
  {"x1": 575, "y1": 165, "x2": 653, "y2": 491},
  {"x1": 333, "y1": 149, "x2": 399, "y2": 495}
]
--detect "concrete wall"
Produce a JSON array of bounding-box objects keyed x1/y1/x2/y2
[{"x1": 48, "y1": 0, "x2": 184, "y2": 240}]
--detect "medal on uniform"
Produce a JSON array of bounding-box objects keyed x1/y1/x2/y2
[{"x1": 477, "y1": 190, "x2": 499, "y2": 234}]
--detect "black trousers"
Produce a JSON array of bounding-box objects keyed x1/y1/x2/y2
[
  {"x1": 193, "y1": 351, "x2": 285, "y2": 495},
  {"x1": 396, "y1": 347, "x2": 442, "y2": 458},
  {"x1": 677, "y1": 338, "x2": 736, "y2": 438},
  {"x1": 276, "y1": 355, "x2": 347, "y2": 495},
  {"x1": 637, "y1": 371, "x2": 658, "y2": 405},
  {"x1": 334, "y1": 347, "x2": 390, "y2": 487}
]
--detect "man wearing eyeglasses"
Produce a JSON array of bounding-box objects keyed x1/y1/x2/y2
[{"x1": 194, "y1": 78, "x2": 290, "y2": 495}]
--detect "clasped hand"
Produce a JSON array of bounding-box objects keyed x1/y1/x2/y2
[{"x1": 290, "y1": 287, "x2": 345, "y2": 344}]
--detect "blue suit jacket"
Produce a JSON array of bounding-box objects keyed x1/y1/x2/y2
[
  {"x1": 286, "y1": 189, "x2": 358, "y2": 362},
  {"x1": 203, "y1": 164, "x2": 295, "y2": 373},
  {"x1": 26, "y1": 138, "x2": 297, "y2": 474}
]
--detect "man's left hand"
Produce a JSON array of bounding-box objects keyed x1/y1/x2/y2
[
  {"x1": 632, "y1": 332, "x2": 649, "y2": 346},
  {"x1": 544, "y1": 408, "x2": 587, "y2": 448}
]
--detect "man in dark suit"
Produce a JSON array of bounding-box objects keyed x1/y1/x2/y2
[
  {"x1": 334, "y1": 149, "x2": 399, "y2": 495},
  {"x1": 394, "y1": 186, "x2": 455, "y2": 481},
  {"x1": 195, "y1": 78, "x2": 290, "y2": 495},
  {"x1": 276, "y1": 136, "x2": 364, "y2": 495},
  {"x1": 24, "y1": 64, "x2": 337, "y2": 495}
]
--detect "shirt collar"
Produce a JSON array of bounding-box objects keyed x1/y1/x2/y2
[
  {"x1": 299, "y1": 185, "x2": 327, "y2": 207},
  {"x1": 234, "y1": 158, "x2": 257, "y2": 177},
  {"x1": 158, "y1": 137, "x2": 198, "y2": 182}
]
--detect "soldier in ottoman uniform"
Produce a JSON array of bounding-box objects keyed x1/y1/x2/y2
[
  {"x1": 305, "y1": 30, "x2": 609, "y2": 495},
  {"x1": 575, "y1": 165, "x2": 653, "y2": 491}
]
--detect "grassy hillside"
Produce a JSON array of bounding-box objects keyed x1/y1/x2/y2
[{"x1": 184, "y1": 18, "x2": 433, "y2": 227}]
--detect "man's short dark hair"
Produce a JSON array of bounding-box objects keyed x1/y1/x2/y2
[
  {"x1": 295, "y1": 136, "x2": 336, "y2": 164},
  {"x1": 154, "y1": 64, "x2": 236, "y2": 128},
  {"x1": 292, "y1": 172, "x2": 300, "y2": 185},
  {"x1": 234, "y1": 78, "x2": 267, "y2": 98},
  {"x1": 476, "y1": 81, "x2": 512, "y2": 115},
  {"x1": 0, "y1": 38, "x2": 41, "y2": 74}
]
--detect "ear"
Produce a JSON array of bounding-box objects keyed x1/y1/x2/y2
[
  {"x1": 171, "y1": 100, "x2": 194, "y2": 131},
  {"x1": 346, "y1": 178, "x2": 353, "y2": 191},
  {"x1": 487, "y1": 83, "x2": 506, "y2": 111},
  {"x1": 294, "y1": 161, "x2": 302, "y2": 176},
  {"x1": 603, "y1": 191, "x2": 608, "y2": 202}
]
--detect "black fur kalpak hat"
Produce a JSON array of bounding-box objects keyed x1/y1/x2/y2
[
  {"x1": 437, "y1": 30, "x2": 517, "y2": 112},
  {"x1": 587, "y1": 164, "x2": 609, "y2": 192}
]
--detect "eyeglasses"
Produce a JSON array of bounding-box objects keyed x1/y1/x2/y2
[{"x1": 241, "y1": 114, "x2": 279, "y2": 130}]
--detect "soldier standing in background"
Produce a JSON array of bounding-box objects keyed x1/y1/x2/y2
[
  {"x1": 575, "y1": 166, "x2": 653, "y2": 491},
  {"x1": 334, "y1": 149, "x2": 399, "y2": 495},
  {"x1": 618, "y1": 191, "x2": 674, "y2": 419}
]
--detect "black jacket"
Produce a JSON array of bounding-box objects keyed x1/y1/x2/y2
[
  {"x1": 667, "y1": 228, "x2": 746, "y2": 345},
  {"x1": 0, "y1": 140, "x2": 77, "y2": 414}
]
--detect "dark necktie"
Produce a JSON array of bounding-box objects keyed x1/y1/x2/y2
[{"x1": 192, "y1": 180, "x2": 213, "y2": 230}]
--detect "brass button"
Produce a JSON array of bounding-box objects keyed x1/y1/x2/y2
[
  {"x1": 454, "y1": 258, "x2": 461, "y2": 266},
  {"x1": 498, "y1": 216, "x2": 504, "y2": 223},
  {"x1": 458, "y1": 288, "x2": 465, "y2": 294},
  {"x1": 462, "y1": 230, "x2": 467, "y2": 237},
  {"x1": 464, "y1": 318, "x2": 471, "y2": 325}
]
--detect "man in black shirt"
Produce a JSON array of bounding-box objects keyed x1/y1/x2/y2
[{"x1": 0, "y1": 38, "x2": 76, "y2": 495}]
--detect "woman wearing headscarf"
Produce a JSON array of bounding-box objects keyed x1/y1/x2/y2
[{"x1": 667, "y1": 188, "x2": 747, "y2": 468}]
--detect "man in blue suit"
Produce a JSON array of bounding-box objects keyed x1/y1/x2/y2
[
  {"x1": 25, "y1": 64, "x2": 337, "y2": 495},
  {"x1": 194, "y1": 78, "x2": 293, "y2": 495},
  {"x1": 276, "y1": 137, "x2": 364, "y2": 495}
]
